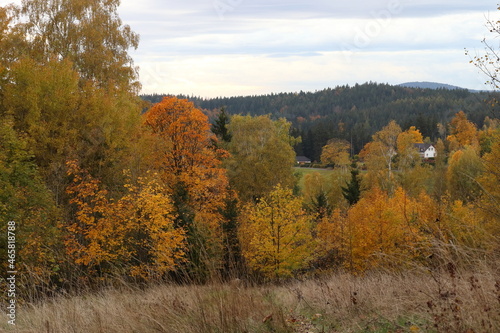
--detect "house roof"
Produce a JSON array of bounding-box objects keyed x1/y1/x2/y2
[
  {"x1": 414, "y1": 143, "x2": 433, "y2": 152},
  {"x1": 296, "y1": 155, "x2": 311, "y2": 162}
]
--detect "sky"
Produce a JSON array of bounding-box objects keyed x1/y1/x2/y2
[{"x1": 1, "y1": 0, "x2": 497, "y2": 97}]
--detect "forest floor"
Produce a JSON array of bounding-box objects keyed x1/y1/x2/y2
[{"x1": 3, "y1": 263, "x2": 499, "y2": 333}]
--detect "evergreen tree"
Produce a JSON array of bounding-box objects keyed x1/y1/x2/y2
[
  {"x1": 211, "y1": 107, "x2": 232, "y2": 143},
  {"x1": 342, "y1": 168, "x2": 361, "y2": 205}
]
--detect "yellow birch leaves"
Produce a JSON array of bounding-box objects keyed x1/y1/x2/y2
[{"x1": 239, "y1": 185, "x2": 314, "y2": 279}]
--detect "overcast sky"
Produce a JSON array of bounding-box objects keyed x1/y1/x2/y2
[{"x1": 1, "y1": 0, "x2": 497, "y2": 97}]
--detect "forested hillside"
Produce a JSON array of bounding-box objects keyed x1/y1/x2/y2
[{"x1": 142, "y1": 83, "x2": 498, "y2": 160}]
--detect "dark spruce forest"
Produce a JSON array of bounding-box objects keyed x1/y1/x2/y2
[{"x1": 142, "y1": 82, "x2": 498, "y2": 161}]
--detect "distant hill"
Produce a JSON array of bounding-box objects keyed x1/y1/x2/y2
[{"x1": 398, "y1": 81, "x2": 468, "y2": 91}]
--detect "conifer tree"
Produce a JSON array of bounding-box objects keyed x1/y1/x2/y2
[
  {"x1": 211, "y1": 106, "x2": 232, "y2": 143},
  {"x1": 342, "y1": 168, "x2": 361, "y2": 205}
]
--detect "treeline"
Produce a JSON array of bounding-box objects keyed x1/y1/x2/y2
[{"x1": 143, "y1": 83, "x2": 499, "y2": 160}]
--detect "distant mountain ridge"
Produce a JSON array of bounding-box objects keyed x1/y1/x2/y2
[
  {"x1": 397, "y1": 81, "x2": 489, "y2": 92},
  {"x1": 398, "y1": 81, "x2": 468, "y2": 90}
]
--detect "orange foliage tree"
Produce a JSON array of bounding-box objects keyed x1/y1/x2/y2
[
  {"x1": 143, "y1": 96, "x2": 231, "y2": 278},
  {"x1": 65, "y1": 160, "x2": 186, "y2": 280},
  {"x1": 344, "y1": 187, "x2": 431, "y2": 272},
  {"x1": 315, "y1": 209, "x2": 350, "y2": 269}
]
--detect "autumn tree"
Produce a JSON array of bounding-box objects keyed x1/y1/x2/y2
[
  {"x1": 433, "y1": 138, "x2": 448, "y2": 200},
  {"x1": 0, "y1": 118, "x2": 61, "y2": 295},
  {"x1": 2, "y1": 58, "x2": 80, "y2": 195},
  {"x1": 478, "y1": 116, "x2": 500, "y2": 155},
  {"x1": 373, "y1": 120, "x2": 402, "y2": 176},
  {"x1": 397, "y1": 126, "x2": 424, "y2": 170},
  {"x1": 303, "y1": 172, "x2": 332, "y2": 219},
  {"x1": 227, "y1": 115, "x2": 298, "y2": 202},
  {"x1": 65, "y1": 161, "x2": 186, "y2": 281},
  {"x1": 446, "y1": 146, "x2": 484, "y2": 202},
  {"x1": 320, "y1": 138, "x2": 351, "y2": 171},
  {"x1": 0, "y1": 0, "x2": 143, "y2": 201},
  {"x1": 447, "y1": 111, "x2": 479, "y2": 151},
  {"x1": 0, "y1": 5, "x2": 15, "y2": 66},
  {"x1": 7, "y1": 0, "x2": 139, "y2": 91},
  {"x1": 466, "y1": 6, "x2": 500, "y2": 246},
  {"x1": 302, "y1": 169, "x2": 350, "y2": 220},
  {"x1": 239, "y1": 185, "x2": 315, "y2": 279},
  {"x1": 143, "y1": 96, "x2": 231, "y2": 279},
  {"x1": 393, "y1": 126, "x2": 433, "y2": 196},
  {"x1": 360, "y1": 120, "x2": 402, "y2": 193},
  {"x1": 476, "y1": 133, "x2": 500, "y2": 244},
  {"x1": 345, "y1": 187, "x2": 430, "y2": 272},
  {"x1": 315, "y1": 209, "x2": 350, "y2": 269}
]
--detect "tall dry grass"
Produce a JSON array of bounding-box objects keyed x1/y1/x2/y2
[
  {"x1": 2, "y1": 268, "x2": 499, "y2": 332},
  {"x1": 2, "y1": 243, "x2": 499, "y2": 332}
]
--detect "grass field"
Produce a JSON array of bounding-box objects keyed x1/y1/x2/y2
[
  {"x1": 4, "y1": 262, "x2": 499, "y2": 333},
  {"x1": 294, "y1": 167, "x2": 336, "y2": 190}
]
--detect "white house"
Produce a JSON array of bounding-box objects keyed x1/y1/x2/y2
[{"x1": 414, "y1": 143, "x2": 436, "y2": 159}]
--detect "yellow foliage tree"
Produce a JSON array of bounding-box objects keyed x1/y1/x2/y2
[
  {"x1": 0, "y1": 119, "x2": 61, "y2": 294},
  {"x1": 447, "y1": 111, "x2": 479, "y2": 151},
  {"x1": 302, "y1": 171, "x2": 349, "y2": 218},
  {"x1": 239, "y1": 185, "x2": 315, "y2": 279},
  {"x1": 360, "y1": 120, "x2": 402, "y2": 194},
  {"x1": 6, "y1": 0, "x2": 139, "y2": 92},
  {"x1": 446, "y1": 146, "x2": 484, "y2": 202},
  {"x1": 476, "y1": 133, "x2": 500, "y2": 246},
  {"x1": 397, "y1": 126, "x2": 424, "y2": 170},
  {"x1": 320, "y1": 138, "x2": 351, "y2": 172},
  {"x1": 65, "y1": 160, "x2": 186, "y2": 280},
  {"x1": 478, "y1": 116, "x2": 500, "y2": 155},
  {"x1": 1, "y1": 0, "x2": 143, "y2": 202}
]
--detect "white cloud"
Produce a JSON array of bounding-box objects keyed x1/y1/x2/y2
[
  {"x1": 137, "y1": 47, "x2": 487, "y2": 98},
  {"x1": 1, "y1": 0, "x2": 497, "y2": 96}
]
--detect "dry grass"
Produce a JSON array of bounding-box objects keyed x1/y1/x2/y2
[{"x1": 2, "y1": 262, "x2": 499, "y2": 333}]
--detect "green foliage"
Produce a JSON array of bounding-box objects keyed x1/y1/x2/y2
[
  {"x1": 0, "y1": 118, "x2": 61, "y2": 286},
  {"x1": 227, "y1": 115, "x2": 297, "y2": 202},
  {"x1": 447, "y1": 146, "x2": 484, "y2": 202}
]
